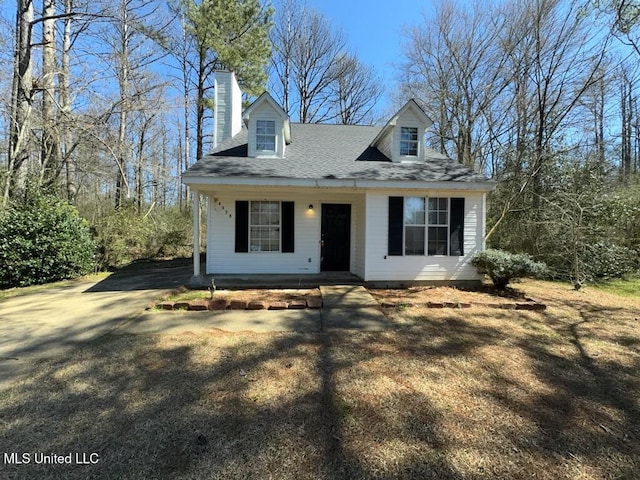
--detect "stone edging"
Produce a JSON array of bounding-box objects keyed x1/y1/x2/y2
[
  {"x1": 378, "y1": 300, "x2": 546, "y2": 311},
  {"x1": 156, "y1": 296, "x2": 546, "y2": 312},
  {"x1": 157, "y1": 297, "x2": 323, "y2": 311}
]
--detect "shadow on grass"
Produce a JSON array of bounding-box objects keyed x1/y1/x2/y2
[{"x1": 1, "y1": 303, "x2": 639, "y2": 479}]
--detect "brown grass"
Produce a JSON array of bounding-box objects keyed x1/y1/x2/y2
[{"x1": 1, "y1": 279, "x2": 639, "y2": 479}]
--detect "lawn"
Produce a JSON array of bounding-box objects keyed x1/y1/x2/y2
[{"x1": 0, "y1": 280, "x2": 638, "y2": 479}]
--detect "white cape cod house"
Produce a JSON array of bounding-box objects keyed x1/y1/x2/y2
[{"x1": 182, "y1": 71, "x2": 495, "y2": 285}]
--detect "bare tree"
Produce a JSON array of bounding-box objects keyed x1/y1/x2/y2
[
  {"x1": 330, "y1": 53, "x2": 382, "y2": 125},
  {"x1": 402, "y1": 0, "x2": 512, "y2": 171},
  {"x1": 4, "y1": 0, "x2": 34, "y2": 205},
  {"x1": 40, "y1": 0, "x2": 58, "y2": 187}
]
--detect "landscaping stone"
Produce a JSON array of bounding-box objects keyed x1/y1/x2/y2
[
  {"x1": 306, "y1": 297, "x2": 323, "y2": 309},
  {"x1": 208, "y1": 299, "x2": 230, "y2": 310},
  {"x1": 158, "y1": 302, "x2": 174, "y2": 310},
  {"x1": 288, "y1": 301, "x2": 306, "y2": 309},
  {"x1": 230, "y1": 300, "x2": 249, "y2": 310},
  {"x1": 269, "y1": 301, "x2": 288, "y2": 310},
  {"x1": 174, "y1": 301, "x2": 190, "y2": 310},
  {"x1": 248, "y1": 301, "x2": 267, "y2": 310},
  {"x1": 515, "y1": 303, "x2": 547, "y2": 311},
  {"x1": 188, "y1": 300, "x2": 208, "y2": 311},
  {"x1": 480, "y1": 302, "x2": 503, "y2": 309}
]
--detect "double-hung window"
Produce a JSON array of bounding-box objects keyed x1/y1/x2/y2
[
  {"x1": 427, "y1": 198, "x2": 449, "y2": 255},
  {"x1": 400, "y1": 127, "x2": 418, "y2": 156},
  {"x1": 404, "y1": 197, "x2": 425, "y2": 255},
  {"x1": 388, "y1": 196, "x2": 464, "y2": 257},
  {"x1": 235, "y1": 201, "x2": 295, "y2": 253},
  {"x1": 250, "y1": 201, "x2": 280, "y2": 252},
  {"x1": 256, "y1": 120, "x2": 276, "y2": 152}
]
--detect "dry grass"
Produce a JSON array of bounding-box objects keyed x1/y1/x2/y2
[{"x1": 1, "y1": 279, "x2": 639, "y2": 479}]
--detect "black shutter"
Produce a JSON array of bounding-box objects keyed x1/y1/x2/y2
[
  {"x1": 449, "y1": 197, "x2": 465, "y2": 256},
  {"x1": 281, "y1": 201, "x2": 295, "y2": 252},
  {"x1": 388, "y1": 196, "x2": 404, "y2": 256},
  {"x1": 235, "y1": 201, "x2": 249, "y2": 252}
]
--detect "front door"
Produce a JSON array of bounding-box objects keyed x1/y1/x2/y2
[{"x1": 321, "y1": 204, "x2": 351, "y2": 271}]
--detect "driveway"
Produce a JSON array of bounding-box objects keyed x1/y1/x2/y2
[
  {"x1": 0, "y1": 259, "x2": 191, "y2": 383},
  {"x1": 0, "y1": 258, "x2": 390, "y2": 384}
]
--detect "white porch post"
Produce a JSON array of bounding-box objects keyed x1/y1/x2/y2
[{"x1": 191, "y1": 190, "x2": 202, "y2": 284}]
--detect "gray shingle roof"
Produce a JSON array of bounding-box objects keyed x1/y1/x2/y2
[{"x1": 184, "y1": 123, "x2": 491, "y2": 184}]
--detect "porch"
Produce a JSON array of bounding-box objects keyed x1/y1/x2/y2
[{"x1": 189, "y1": 271, "x2": 363, "y2": 289}]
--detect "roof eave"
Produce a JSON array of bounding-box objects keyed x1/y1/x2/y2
[{"x1": 182, "y1": 174, "x2": 496, "y2": 192}]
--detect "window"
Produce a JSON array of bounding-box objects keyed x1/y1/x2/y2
[
  {"x1": 388, "y1": 196, "x2": 464, "y2": 257},
  {"x1": 256, "y1": 120, "x2": 276, "y2": 152},
  {"x1": 250, "y1": 201, "x2": 280, "y2": 251},
  {"x1": 404, "y1": 197, "x2": 425, "y2": 255},
  {"x1": 400, "y1": 127, "x2": 418, "y2": 156},
  {"x1": 427, "y1": 197, "x2": 449, "y2": 255}
]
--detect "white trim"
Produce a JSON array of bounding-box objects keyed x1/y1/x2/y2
[
  {"x1": 182, "y1": 175, "x2": 496, "y2": 192},
  {"x1": 193, "y1": 192, "x2": 201, "y2": 277}
]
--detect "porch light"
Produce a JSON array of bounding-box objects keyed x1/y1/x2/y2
[{"x1": 308, "y1": 204, "x2": 314, "y2": 210}]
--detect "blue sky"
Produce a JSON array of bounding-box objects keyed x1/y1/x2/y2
[{"x1": 304, "y1": 0, "x2": 435, "y2": 101}]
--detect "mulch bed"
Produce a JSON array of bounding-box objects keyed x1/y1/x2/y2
[{"x1": 155, "y1": 285, "x2": 546, "y2": 312}]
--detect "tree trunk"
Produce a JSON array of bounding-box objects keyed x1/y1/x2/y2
[
  {"x1": 115, "y1": 0, "x2": 130, "y2": 209},
  {"x1": 6, "y1": 0, "x2": 34, "y2": 203},
  {"x1": 40, "y1": 0, "x2": 58, "y2": 186},
  {"x1": 60, "y1": 0, "x2": 76, "y2": 202}
]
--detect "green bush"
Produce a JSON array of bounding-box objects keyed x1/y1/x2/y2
[
  {"x1": 583, "y1": 242, "x2": 639, "y2": 279},
  {"x1": 0, "y1": 195, "x2": 96, "y2": 288},
  {"x1": 92, "y1": 205, "x2": 193, "y2": 269},
  {"x1": 471, "y1": 249, "x2": 547, "y2": 289}
]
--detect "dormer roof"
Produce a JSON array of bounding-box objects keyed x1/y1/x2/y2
[
  {"x1": 370, "y1": 99, "x2": 433, "y2": 148},
  {"x1": 243, "y1": 92, "x2": 291, "y2": 144}
]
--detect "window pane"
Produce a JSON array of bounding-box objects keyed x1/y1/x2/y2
[
  {"x1": 428, "y1": 197, "x2": 448, "y2": 226},
  {"x1": 249, "y1": 201, "x2": 280, "y2": 251},
  {"x1": 404, "y1": 197, "x2": 425, "y2": 224},
  {"x1": 256, "y1": 120, "x2": 276, "y2": 151},
  {"x1": 405, "y1": 226, "x2": 425, "y2": 255},
  {"x1": 428, "y1": 227, "x2": 448, "y2": 255},
  {"x1": 256, "y1": 120, "x2": 275, "y2": 134},
  {"x1": 257, "y1": 136, "x2": 275, "y2": 151},
  {"x1": 400, "y1": 127, "x2": 418, "y2": 156}
]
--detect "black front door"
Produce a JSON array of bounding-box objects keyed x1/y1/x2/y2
[{"x1": 321, "y1": 204, "x2": 351, "y2": 271}]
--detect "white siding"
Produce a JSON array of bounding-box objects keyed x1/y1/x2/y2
[
  {"x1": 377, "y1": 129, "x2": 393, "y2": 160},
  {"x1": 363, "y1": 190, "x2": 484, "y2": 281},
  {"x1": 247, "y1": 102, "x2": 286, "y2": 158},
  {"x1": 213, "y1": 71, "x2": 242, "y2": 147},
  {"x1": 206, "y1": 190, "x2": 365, "y2": 275}
]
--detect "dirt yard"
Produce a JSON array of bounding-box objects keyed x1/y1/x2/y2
[{"x1": 1, "y1": 279, "x2": 638, "y2": 479}]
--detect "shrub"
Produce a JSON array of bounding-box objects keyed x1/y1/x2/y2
[
  {"x1": 471, "y1": 249, "x2": 547, "y2": 289},
  {"x1": 92, "y1": 205, "x2": 154, "y2": 268},
  {"x1": 92, "y1": 205, "x2": 193, "y2": 269},
  {"x1": 583, "y1": 242, "x2": 639, "y2": 279},
  {"x1": 0, "y1": 195, "x2": 96, "y2": 288}
]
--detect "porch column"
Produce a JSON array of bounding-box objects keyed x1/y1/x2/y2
[{"x1": 190, "y1": 190, "x2": 202, "y2": 284}]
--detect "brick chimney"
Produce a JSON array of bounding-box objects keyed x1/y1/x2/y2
[{"x1": 213, "y1": 70, "x2": 243, "y2": 148}]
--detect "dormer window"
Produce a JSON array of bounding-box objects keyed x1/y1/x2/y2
[
  {"x1": 256, "y1": 120, "x2": 276, "y2": 152},
  {"x1": 400, "y1": 127, "x2": 418, "y2": 156}
]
